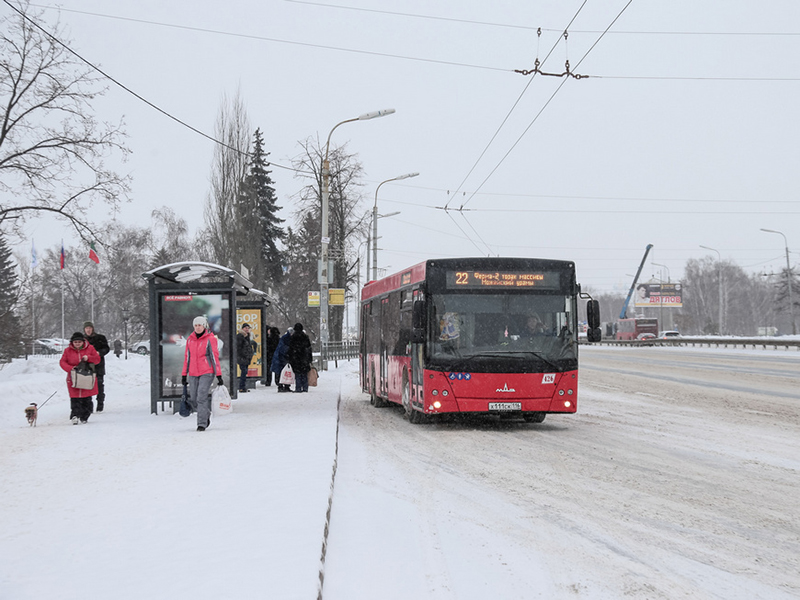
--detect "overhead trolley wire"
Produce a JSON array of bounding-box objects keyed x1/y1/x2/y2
[
  {"x1": 443, "y1": 2, "x2": 590, "y2": 212},
  {"x1": 457, "y1": 0, "x2": 635, "y2": 214}
]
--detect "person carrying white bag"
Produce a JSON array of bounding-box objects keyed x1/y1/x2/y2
[
  {"x1": 182, "y1": 316, "x2": 223, "y2": 432},
  {"x1": 270, "y1": 328, "x2": 294, "y2": 392}
]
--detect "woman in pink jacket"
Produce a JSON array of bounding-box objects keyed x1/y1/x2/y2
[
  {"x1": 59, "y1": 331, "x2": 101, "y2": 424},
  {"x1": 181, "y1": 316, "x2": 223, "y2": 431}
]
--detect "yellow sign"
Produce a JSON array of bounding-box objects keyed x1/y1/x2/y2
[
  {"x1": 308, "y1": 291, "x2": 320, "y2": 307},
  {"x1": 329, "y1": 288, "x2": 345, "y2": 306}
]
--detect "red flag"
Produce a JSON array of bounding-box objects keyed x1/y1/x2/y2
[
  {"x1": 89, "y1": 242, "x2": 100, "y2": 264},
  {"x1": 60, "y1": 241, "x2": 65, "y2": 270}
]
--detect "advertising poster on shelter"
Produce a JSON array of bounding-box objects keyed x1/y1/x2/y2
[
  {"x1": 236, "y1": 308, "x2": 262, "y2": 378},
  {"x1": 159, "y1": 293, "x2": 231, "y2": 397}
]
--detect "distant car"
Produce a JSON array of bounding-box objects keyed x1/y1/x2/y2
[
  {"x1": 636, "y1": 333, "x2": 656, "y2": 341},
  {"x1": 130, "y1": 340, "x2": 150, "y2": 355},
  {"x1": 658, "y1": 330, "x2": 681, "y2": 339},
  {"x1": 35, "y1": 338, "x2": 69, "y2": 353}
]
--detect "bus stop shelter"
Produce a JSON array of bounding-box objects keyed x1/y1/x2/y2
[{"x1": 142, "y1": 261, "x2": 266, "y2": 414}]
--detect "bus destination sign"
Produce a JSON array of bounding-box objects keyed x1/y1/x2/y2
[{"x1": 446, "y1": 270, "x2": 560, "y2": 289}]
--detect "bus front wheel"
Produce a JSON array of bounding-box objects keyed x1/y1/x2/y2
[
  {"x1": 402, "y1": 374, "x2": 425, "y2": 424},
  {"x1": 523, "y1": 412, "x2": 546, "y2": 423}
]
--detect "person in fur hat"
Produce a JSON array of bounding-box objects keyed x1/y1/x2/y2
[
  {"x1": 59, "y1": 332, "x2": 101, "y2": 424},
  {"x1": 83, "y1": 321, "x2": 110, "y2": 411}
]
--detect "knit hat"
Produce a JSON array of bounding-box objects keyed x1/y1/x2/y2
[
  {"x1": 193, "y1": 316, "x2": 207, "y2": 327},
  {"x1": 83, "y1": 321, "x2": 94, "y2": 330},
  {"x1": 293, "y1": 323, "x2": 303, "y2": 332},
  {"x1": 241, "y1": 323, "x2": 251, "y2": 330},
  {"x1": 70, "y1": 332, "x2": 86, "y2": 343}
]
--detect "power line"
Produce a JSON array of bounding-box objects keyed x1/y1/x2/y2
[
  {"x1": 286, "y1": 1, "x2": 800, "y2": 38},
  {"x1": 10, "y1": 1, "x2": 308, "y2": 173},
  {"x1": 29, "y1": 3, "x2": 508, "y2": 73},
  {"x1": 378, "y1": 190, "x2": 800, "y2": 205}
]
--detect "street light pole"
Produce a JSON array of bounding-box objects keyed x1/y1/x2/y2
[
  {"x1": 320, "y1": 109, "x2": 395, "y2": 369},
  {"x1": 761, "y1": 228, "x2": 796, "y2": 335},
  {"x1": 122, "y1": 307, "x2": 130, "y2": 360},
  {"x1": 373, "y1": 172, "x2": 418, "y2": 281},
  {"x1": 700, "y1": 245, "x2": 723, "y2": 335}
]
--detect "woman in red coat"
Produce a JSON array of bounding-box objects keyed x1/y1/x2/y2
[
  {"x1": 59, "y1": 331, "x2": 101, "y2": 424},
  {"x1": 182, "y1": 316, "x2": 223, "y2": 431}
]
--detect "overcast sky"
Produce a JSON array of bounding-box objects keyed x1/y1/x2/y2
[{"x1": 11, "y1": 0, "x2": 800, "y2": 294}]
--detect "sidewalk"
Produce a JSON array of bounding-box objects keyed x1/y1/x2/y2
[{"x1": 0, "y1": 356, "x2": 343, "y2": 600}]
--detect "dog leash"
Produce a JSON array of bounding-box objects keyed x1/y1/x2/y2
[{"x1": 36, "y1": 391, "x2": 58, "y2": 409}]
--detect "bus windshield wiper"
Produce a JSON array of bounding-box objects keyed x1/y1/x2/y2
[
  {"x1": 448, "y1": 351, "x2": 561, "y2": 373},
  {"x1": 496, "y1": 350, "x2": 561, "y2": 372}
]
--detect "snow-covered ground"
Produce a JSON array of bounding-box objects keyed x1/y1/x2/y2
[{"x1": 1, "y1": 347, "x2": 798, "y2": 599}]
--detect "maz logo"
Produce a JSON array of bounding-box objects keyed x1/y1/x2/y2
[{"x1": 496, "y1": 383, "x2": 516, "y2": 393}]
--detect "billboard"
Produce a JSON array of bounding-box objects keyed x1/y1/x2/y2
[
  {"x1": 634, "y1": 283, "x2": 683, "y2": 308},
  {"x1": 159, "y1": 293, "x2": 232, "y2": 397}
]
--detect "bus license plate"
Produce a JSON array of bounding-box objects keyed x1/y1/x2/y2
[{"x1": 489, "y1": 402, "x2": 521, "y2": 411}]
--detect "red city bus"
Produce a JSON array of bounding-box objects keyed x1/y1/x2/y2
[
  {"x1": 615, "y1": 318, "x2": 658, "y2": 340},
  {"x1": 360, "y1": 257, "x2": 598, "y2": 424}
]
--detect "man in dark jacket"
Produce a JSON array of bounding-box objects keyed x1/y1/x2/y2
[
  {"x1": 83, "y1": 321, "x2": 110, "y2": 411},
  {"x1": 236, "y1": 323, "x2": 255, "y2": 392},
  {"x1": 288, "y1": 322, "x2": 313, "y2": 393},
  {"x1": 265, "y1": 327, "x2": 281, "y2": 386}
]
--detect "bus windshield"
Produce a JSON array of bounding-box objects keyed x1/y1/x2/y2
[{"x1": 429, "y1": 292, "x2": 577, "y2": 368}]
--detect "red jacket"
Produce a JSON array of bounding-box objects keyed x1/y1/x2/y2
[
  {"x1": 182, "y1": 329, "x2": 222, "y2": 377},
  {"x1": 60, "y1": 342, "x2": 101, "y2": 398}
]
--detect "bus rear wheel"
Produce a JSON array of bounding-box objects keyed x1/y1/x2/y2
[
  {"x1": 523, "y1": 412, "x2": 546, "y2": 423},
  {"x1": 370, "y1": 367, "x2": 386, "y2": 408}
]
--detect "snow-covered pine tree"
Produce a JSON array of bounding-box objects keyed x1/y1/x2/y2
[
  {"x1": 237, "y1": 128, "x2": 285, "y2": 289},
  {"x1": 0, "y1": 234, "x2": 23, "y2": 362}
]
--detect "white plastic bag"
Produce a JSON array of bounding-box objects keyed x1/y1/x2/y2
[
  {"x1": 279, "y1": 364, "x2": 295, "y2": 386},
  {"x1": 212, "y1": 384, "x2": 232, "y2": 416}
]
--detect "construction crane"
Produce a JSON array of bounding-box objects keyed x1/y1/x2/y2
[{"x1": 619, "y1": 244, "x2": 654, "y2": 320}]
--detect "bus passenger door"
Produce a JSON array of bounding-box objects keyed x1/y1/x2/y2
[
  {"x1": 360, "y1": 303, "x2": 368, "y2": 391},
  {"x1": 379, "y1": 297, "x2": 389, "y2": 397}
]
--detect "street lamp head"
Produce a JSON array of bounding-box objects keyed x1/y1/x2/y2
[
  {"x1": 760, "y1": 228, "x2": 780, "y2": 234},
  {"x1": 358, "y1": 108, "x2": 396, "y2": 120},
  {"x1": 396, "y1": 172, "x2": 419, "y2": 180}
]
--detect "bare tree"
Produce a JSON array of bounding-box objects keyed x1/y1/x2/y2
[
  {"x1": 202, "y1": 91, "x2": 250, "y2": 269},
  {"x1": 0, "y1": 1, "x2": 130, "y2": 240},
  {"x1": 290, "y1": 137, "x2": 369, "y2": 342},
  {"x1": 149, "y1": 206, "x2": 198, "y2": 267}
]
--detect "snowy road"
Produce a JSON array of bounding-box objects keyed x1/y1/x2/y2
[
  {"x1": 323, "y1": 347, "x2": 800, "y2": 599},
  {"x1": 1, "y1": 348, "x2": 798, "y2": 599}
]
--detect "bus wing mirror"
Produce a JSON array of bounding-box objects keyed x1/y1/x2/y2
[
  {"x1": 587, "y1": 328, "x2": 602, "y2": 343},
  {"x1": 587, "y1": 300, "x2": 600, "y2": 329}
]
